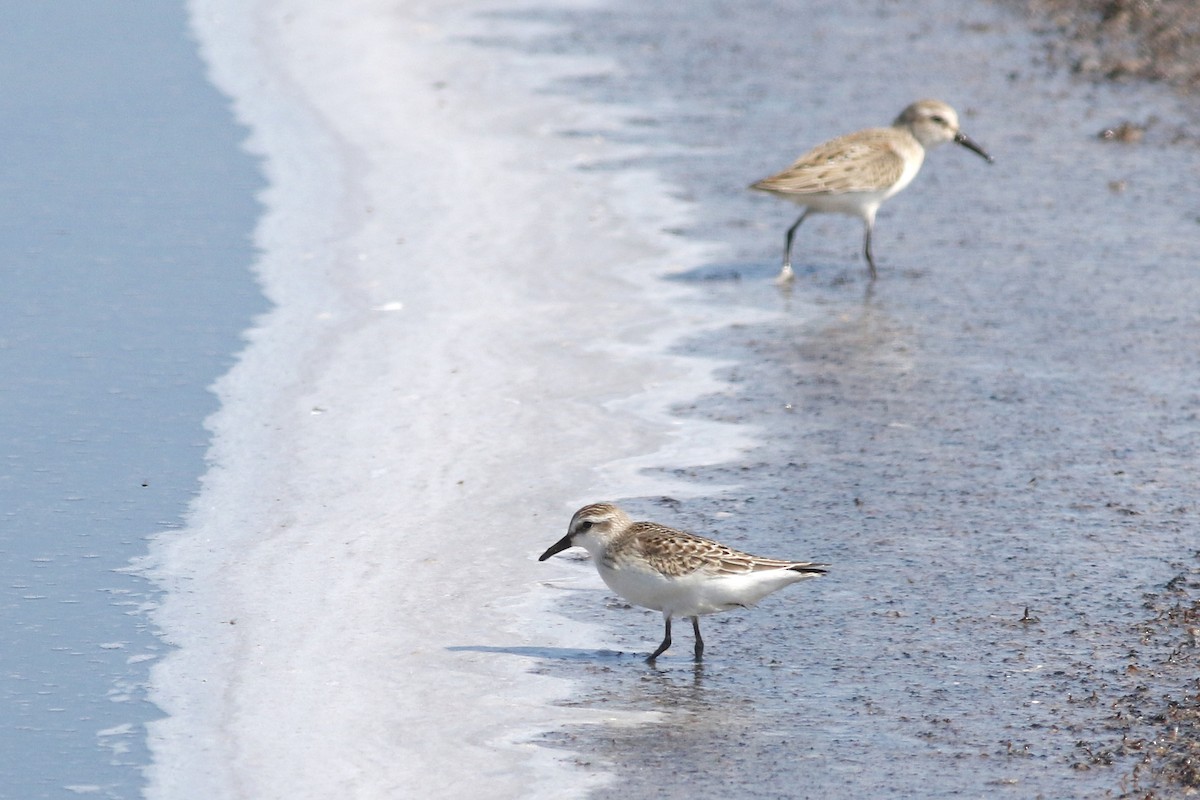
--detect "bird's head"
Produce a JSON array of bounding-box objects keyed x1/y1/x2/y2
[
  {"x1": 896, "y1": 99, "x2": 993, "y2": 163},
  {"x1": 538, "y1": 502, "x2": 632, "y2": 561}
]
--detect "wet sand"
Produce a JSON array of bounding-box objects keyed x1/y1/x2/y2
[{"x1": 513, "y1": 0, "x2": 1200, "y2": 797}]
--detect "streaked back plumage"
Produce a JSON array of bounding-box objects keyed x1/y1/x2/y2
[
  {"x1": 750, "y1": 127, "x2": 917, "y2": 200},
  {"x1": 749, "y1": 98, "x2": 992, "y2": 282},
  {"x1": 542, "y1": 502, "x2": 826, "y2": 623}
]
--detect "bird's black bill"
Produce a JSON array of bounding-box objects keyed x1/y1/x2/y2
[
  {"x1": 538, "y1": 533, "x2": 575, "y2": 561},
  {"x1": 954, "y1": 131, "x2": 994, "y2": 163},
  {"x1": 789, "y1": 564, "x2": 829, "y2": 576}
]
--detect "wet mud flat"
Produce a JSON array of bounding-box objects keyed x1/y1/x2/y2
[
  {"x1": 499, "y1": 0, "x2": 1200, "y2": 796},
  {"x1": 1005, "y1": 1, "x2": 1200, "y2": 788},
  {"x1": 538, "y1": 304, "x2": 1198, "y2": 799}
]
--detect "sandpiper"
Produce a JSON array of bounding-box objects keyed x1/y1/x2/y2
[
  {"x1": 751, "y1": 98, "x2": 993, "y2": 282},
  {"x1": 538, "y1": 502, "x2": 827, "y2": 662}
]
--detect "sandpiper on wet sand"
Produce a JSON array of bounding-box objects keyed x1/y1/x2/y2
[
  {"x1": 539, "y1": 503, "x2": 827, "y2": 662},
  {"x1": 751, "y1": 99, "x2": 993, "y2": 282}
]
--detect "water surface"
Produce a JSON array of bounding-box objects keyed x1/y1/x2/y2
[{"x1": 0, "y1": 3, "x2": 263, "y2": 796}]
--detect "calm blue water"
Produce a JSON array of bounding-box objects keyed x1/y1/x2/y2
[{"x1": 0, "y1": 3, "x2": 264, "y2": 797}]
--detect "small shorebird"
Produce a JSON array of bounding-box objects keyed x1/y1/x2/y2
[
  {"x1": 538, "y1": 503, "x2": 827, "y2": 662},
  {"x1": 750, "y1": 98, "x2": 993, "y2": 282}
]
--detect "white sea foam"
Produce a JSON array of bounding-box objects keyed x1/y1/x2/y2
[{"x1": 145, "y1": 0, "x2": 767, "y2": 796}]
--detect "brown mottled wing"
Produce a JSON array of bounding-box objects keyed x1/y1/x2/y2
[
  {"x1": 751, "y1": 128, "x2": 908, "y2": 196},
  {"x1": 627, "y1": 523, "x2": 807, "y2": 578}
]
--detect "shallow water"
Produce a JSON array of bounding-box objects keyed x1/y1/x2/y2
[
  {"x1": 502, "y1": 0, "x2": 1200, "y2": 796},
  {"x1": 0, "y1": 3, "x2": 262, "y2": 796}
]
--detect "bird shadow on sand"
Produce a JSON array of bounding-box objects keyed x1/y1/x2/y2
[
  {"x1": 447, "y1": 645, "x2": 715, "y2": 678},
  {"x1": 662, "y1": 260, "x2": 775, "y2": 282},
  {"x1": 446, "y1": 644, "x2": 638, "y2": 662},
  {"x1": 663, "y1": 259, "x2": 870, "y2": 291}
]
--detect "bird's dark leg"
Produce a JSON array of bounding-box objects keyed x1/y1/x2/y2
[
  {"x1": 647, "y1": 617, "x2": 672, "y2": 662},
  {"x1": 779, "y1": 209, "x2": 810, "y2": 283},
  {"x1": 863, "y1": 220, "x2": 878, "y2": 281},
  {"x1": 691, "y1": 617, "x2": 704, "y2": 661}
]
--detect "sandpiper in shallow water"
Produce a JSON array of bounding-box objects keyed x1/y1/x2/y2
[
  {"x1": 539, "y1": 503, "x2": 827, "y2": 662},
  {"x1": 751, "y1": 98, "x2": 993, "y2": 282}
]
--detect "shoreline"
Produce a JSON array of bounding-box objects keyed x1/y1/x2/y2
[{"x1": 147, "y1": 0, "x2": 765, "y2": 796}]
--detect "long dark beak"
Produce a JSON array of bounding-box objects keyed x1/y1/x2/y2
[
  {"x1": 954, "y1": 131, "x2": 994, "y2": 163},
  {"x1": 538, "y1": 532, "x2": 575, "y2": 561}
]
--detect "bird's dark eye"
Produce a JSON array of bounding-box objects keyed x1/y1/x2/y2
[
  {"x1": 930, "y1": 115, "x2": 946, "y2": 124},
  {"x1": 577, "y1": 520, "x2": 594, "y2": 532}
]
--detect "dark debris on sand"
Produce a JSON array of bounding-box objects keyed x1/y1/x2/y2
[
  {"x1": 1005, "y1": 0, "x2": 1200, "y2": 91},
  {"x1": 996, "y1": 2, "x2": 1200, "y2": 793},
  {"x1": 1073, "y1": 551, "x2": 1200, "y2": 798}
]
